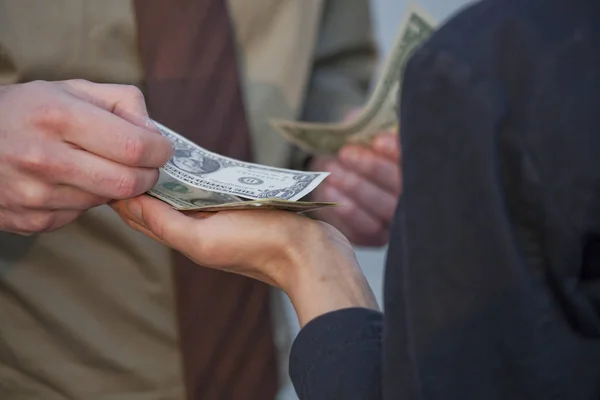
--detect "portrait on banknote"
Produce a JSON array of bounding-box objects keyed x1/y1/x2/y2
[{"x1": 172, "y1": 147, "x2": 222, "y2": 175}]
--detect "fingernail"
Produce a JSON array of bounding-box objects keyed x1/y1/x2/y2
[
  {"x1": 127, "y1": 199, "x2": 143, "y2": 220},
  {"x1": 145, "y1": 118, "x2": 162, "y2": 134}
]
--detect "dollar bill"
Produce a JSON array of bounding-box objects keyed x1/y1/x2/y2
[
  {"x1": 270, "y1": 3, "x2": 437, "y2": 155},
  {"x1": 148, "y1": 121, "x2": 336, "y2": 213},
  {"x1": 181, "y1": 200, "x2": 339, "y2": 214}
]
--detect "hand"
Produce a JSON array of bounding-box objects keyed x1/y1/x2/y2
[
  {"x1": 112, "y1": 195, "x2": 379, "y2": 326},
  {"x1": 307, "y1": 128, "x2": 401, "y2": 247},
  {"x1": 0, "y1": 80, "x2": 173, "y2": 234}
]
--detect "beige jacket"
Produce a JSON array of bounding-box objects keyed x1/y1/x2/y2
[{"x1": 0, "y1": 1, "x2": 376, "y2": 398}]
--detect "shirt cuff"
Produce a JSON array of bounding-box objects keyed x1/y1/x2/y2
[{"x1": 289, "y1": 307, "x2": 383, "y2": 397}]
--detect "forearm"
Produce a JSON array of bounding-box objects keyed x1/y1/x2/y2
[
  {"x1": 276, "y1": 222, "x2": 383, "y2": 398},
  {"x1": 282, "y1": 225, "x2": 379, "y2": 327},
  {"x1": 283, "y1": 230, "x2": 383, "y2": 399}
]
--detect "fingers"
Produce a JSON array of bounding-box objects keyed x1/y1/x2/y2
[
  {"x1": 372, "y1": 133, "x2": 401, "y2": 160},
  {"x1": 308, "y1": 145, "x2": 400, "y2": 246},
  {"x1": 61, "y1": 80, "x2": 158, "y2": 132},
  {"x1": 0, "y1": 80, "x2": 174, "y2": 233},
  {"x1": 63, "y1": 99, "x2": 173, "y2": 168},
  {"x1": 12, "y1": 140, "x2": 160, "y2": 200},
  {"x1": 306, "y1": 130, "x2": 402, "y2": 247},
  {"x1": 315, "y1": 186, "x2": 389, "y2": 246},
  {"x1": 32, "y1": 82, "x2": 173, "y2": 168},
  {"x1": 63, "y1": 148, "x2": 160, "y2": 199},
  {"x1": 338, "y1": 145, "x2": 401, "y2": 195},
  {"x1": 326, "y1": 162, "x2": 397, "y2": 223},
  {"x1": 321, "y1": 186, "x2": 381, "y2": 233}
]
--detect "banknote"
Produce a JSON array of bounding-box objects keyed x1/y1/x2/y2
[
  {"x1": 148, "y1": 121, "x2": 337, "y2": 213},
  {"x1": 270, "y1": 3, "x2": 437, "y2": 155},
  {"x1": 181, "y1": 200, "x2": 339, "y2": 214}
]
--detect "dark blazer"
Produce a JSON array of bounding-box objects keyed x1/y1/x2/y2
[{"x1": 290, "y1": 0, "x2": 600, "y2": 398}]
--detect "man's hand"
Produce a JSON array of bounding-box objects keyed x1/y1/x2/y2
[
  {"x1": 0, "y1": 80, "x2": 173, "y2": 234},
  {"x1": 308, "y1": 130, "x2": 401, "y2": 247}
]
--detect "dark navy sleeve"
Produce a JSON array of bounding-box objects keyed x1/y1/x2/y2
[
  {"x1": 289, "y1": 308, "x2": 383, "y2": 400},
  {"x1": 381, "y1": 2, "x2": 600, "y2": 398}
]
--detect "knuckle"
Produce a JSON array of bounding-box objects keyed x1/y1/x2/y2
[
  {"x1": 89, "y1": 168, "x2": 147, "y2": 199},
  {"x1": 18, "y1": 182, "x2": 52, "y2": 209},
  {"x1": 115, "y1": 171, "x2": 145, "y2": 198},
  {"x1": 29, "y1": 100, "x2": 70, "y2": 133},
  {"x1": 123, "y1": 85, "x2": 144, "y2": 100},
  {"x1": 88, "y1": 168, "x2": 109, "y2": 191},
  {"x1": 15, "y1": 145, "x2": 51, "y2": 172},
  {"x1": 123, "y1": 134, "x2": 147, "y2": 165},
  {"x1": 116, "y1": 84, "x2": 146, "y2": 107}
]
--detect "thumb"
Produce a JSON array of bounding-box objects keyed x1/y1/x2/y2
[
  {"x1": 118, "y1": 196, "x2": 199, "y2": 245},
  {"x1": 60, "y1": 79, "x2": 160, "y2": 135}
]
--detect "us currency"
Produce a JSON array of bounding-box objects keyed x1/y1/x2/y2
[
  {"x1": 270, "y1": 3, "x2": 437, "y2": 155},
  {"x1": 181, "y1": 199, "x2": 339, "y2": 214},
  {"x1": 148, "y1": 121, "x2": 336, "y2": 213}
]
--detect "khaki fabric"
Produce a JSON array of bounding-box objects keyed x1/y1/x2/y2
[
  {"x1": 230, "y1": 0, "x2": 323, "y2": 170},
  {"x1": 0, "y1": 0, "x2": 377, "y2": 398}
]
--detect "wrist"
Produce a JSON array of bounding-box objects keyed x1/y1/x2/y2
[{"x1": 279, "y1": 223, "x2": 379, "y2": 327}]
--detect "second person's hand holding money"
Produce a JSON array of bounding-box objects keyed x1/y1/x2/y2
[{"x1": 306, "y1": 128, "x2": 401, "y2": 247}]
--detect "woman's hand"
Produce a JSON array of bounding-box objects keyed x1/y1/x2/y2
[{"x1": 111, "y1": 195, "x2": 379, "y2": 326}]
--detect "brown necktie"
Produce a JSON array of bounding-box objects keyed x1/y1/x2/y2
[{"x1": 133, "y1": 1, "x2": 278, "y2": 399}]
